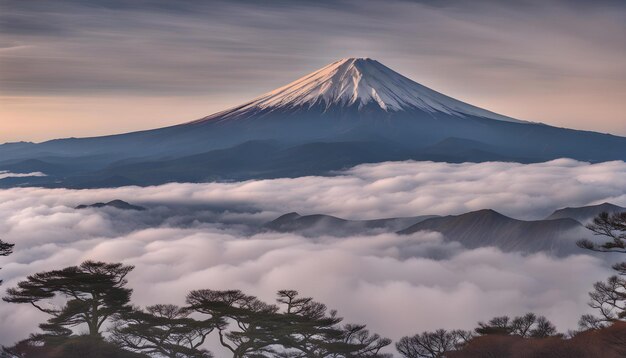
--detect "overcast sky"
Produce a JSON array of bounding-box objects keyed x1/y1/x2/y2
[{"x1": 1, "y1": 0, "x2": 625, "y2": 142}]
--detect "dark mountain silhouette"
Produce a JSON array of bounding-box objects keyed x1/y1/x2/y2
[
  {"x1": 263, "y1": 212, "x2": 435, "y2": 237},
  {"x1": 545, "y1": 202, "x2": 626, "y2": 223},
  {"x1": 398, "y1": 209, "x2": 584, "y2": 254},
  {"x1": 2, "y1": 58, "x2": 626, "y2": 188},
  {"x1": 75, "y1": 200, "x2": 146, "y2": 211},
  {"x1": 263, "y1": 208, "x2": 594, "y2": 255}
]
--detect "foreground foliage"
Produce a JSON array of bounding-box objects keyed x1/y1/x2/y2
[
  {"x1": 447, "y1": 321, "x2": 626, "y2": 358},
  {"x1": 3, "y1": 211, "x2": 626, "y2": 357},
  {"x1": 1, "y1": 335, "x2": 149, "y2": 358},
  {"x1": 398, "y1": 209, "x2": 626, "y2": 358},
  {"x1": 112, "y1": 304, "x2": 215, "y2": 358},
  {"x1": 577, "y1": 211, "x2": 626, "y2": 326},
  {"x1": 3, "y1": 261, "x2": 134, "y2": 339},
  {"x1": 3, "y1": 264, "x2": 390, "y2": 357}
]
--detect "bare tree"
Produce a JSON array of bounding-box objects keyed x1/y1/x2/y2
[
  {"x1": 510, "y1": 313, "x2": 536, "y2": 337},
  {"x1": 474, "y1": 313, "x2": 557, "y2": 338},
  {"x1": 475, "y1": 316, "x2": 512, "y2": 335},
  {"x1": 577, "y1": 212, "x2": 626, "y2": 253},
  {"x1": 577, "y1": 211, "x2": 626, "y2": 326},
  {"x1": 396, "y1": 329, "x2": 473, "y2": 358},
  {"x1": 578, "y1": 314, "x2": 609, "y2": 331},
  {"x1": 530, "y1": 316, "x2": 557, "y2": 338},
  {"x1": 589, "y1": 277, "x2": 626, "y2": 321}
]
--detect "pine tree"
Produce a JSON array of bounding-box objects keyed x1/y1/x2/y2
[
  {"x1": 3, "y1": 261, "x2": 134, "y2": 339},
  {"x1": 111, "y1": 304, "x2": 215, "y2": 358},
  {"x1": 577, "y1": 211, "x2": 626, "y2": 326}
]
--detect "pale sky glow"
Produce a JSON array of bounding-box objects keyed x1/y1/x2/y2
[{"x1": 0, "y1": 0, "x2": 625, "y2": 142}]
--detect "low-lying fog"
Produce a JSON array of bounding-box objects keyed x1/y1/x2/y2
[{"x1": 1, "y1": 159, "x2": 625, "y2": 353}]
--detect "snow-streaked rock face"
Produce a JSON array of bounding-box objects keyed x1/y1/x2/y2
[{"x1": 207, "y1": 58, "x2": 525, "y2": 123}]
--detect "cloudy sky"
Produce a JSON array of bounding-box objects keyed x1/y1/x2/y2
[
  {"x1": 1, "y1": 0, "x2": 625, "y2": 142},
  {"x1": 1, "y1": 159, "x2": 625, "y2": 354}
]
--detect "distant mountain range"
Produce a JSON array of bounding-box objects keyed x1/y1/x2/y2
[
  {"x1": 398, "y1": 210, "x2": 582, "y2": 255},
  {"x1": 75, "y1": 200, "x2": 146, "y2": 211},
  {"x1": 263, "y1": 212, "x2": 436, "y2": 237},
  {"x1": 2, "y1": 58, "x2": 626, "y2": 188},
  {"x1": 263, "y1": 202, "x2": 626, "y2": 255},
  {"x1": 544, "y1": 202, "x2": 625, "y2": 223}
]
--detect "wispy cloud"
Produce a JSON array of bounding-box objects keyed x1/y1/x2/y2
[{"x1": 0, "y1": 171, "x2": 45, "y2": 179}]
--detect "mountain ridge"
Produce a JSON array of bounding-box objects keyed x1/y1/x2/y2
[
  {"x1": 75, "y1": 200, "x2": 146, "y2": 211},
  {"x1": 1, "y1": 57, "x2": 626, "y2": 188},
  {"x1": 398, "y1": 209, "x2": 584, "y2": 254},
  {"x1": 191, "y1": 58, "x2": 524, "y2": 124},
  {"x1": 263, "y1": 211, "x2": 436, "y2": 237},
  {"x1": 259, "y1": 205, "x2": 621, "y2": 255},
  {"x1": 546, "y1": 202, "x2": 626, "y2": 223}
]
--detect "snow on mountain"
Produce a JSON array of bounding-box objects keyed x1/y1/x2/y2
[
  {"x1": 199, "y1": 58, "x2": 526, "y2": 123},
  {"x1": 5, "y1": 57, "x2": 626, "y2": 189}
]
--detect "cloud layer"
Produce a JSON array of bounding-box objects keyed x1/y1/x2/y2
[
  {"x1": 0, "y1": 159, "x2": 625, "y2": 354},
  {"x1": 3, "y1": 158, "x2": 623, "y2": 221}
]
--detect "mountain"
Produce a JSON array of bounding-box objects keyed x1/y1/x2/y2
[
  {"x1": 75, "y1": 200, "x2": 146, "y2": 211},
  {"x1": 545, "y1": 202, "x2": 626, "y2": 223},
  {"x1": 193, "y1": 57, "x2": 525, "y2": 123},
  {"x1": 2, "y1": 57, "x2": 626, "y2": 188},
  {"x1": 264, "y1": 208, "x2": 590, "y2": 255},
  {"x1": 398, "y1": 209, "x2": 585, "y2": 255},
  {"x1": 263, "y1": 212, "x2": 436, "y2": 237},
  {"x1": 61, "y1": 140, "x2": 410, "y2": 186}
]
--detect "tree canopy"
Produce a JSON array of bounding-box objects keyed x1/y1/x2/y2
[
  {"x1": 112, "y1": 304, "x2": 215, "y2": 358},
  {"x1": 3, "y1": 261, "x2": 134, "y2": 340},
  {"x1": 186, "y1": 289, "x2": 391, "y2": 358}
]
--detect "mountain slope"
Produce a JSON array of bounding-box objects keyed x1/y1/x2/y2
[
  {"x1": 2, "y1": 57, "x2": 626, "y2": 188},
  {"x1": 38, "y1": 140, "x2": 411, "y2": 188},
  {"x1": 75, "y1": 200, "x2": 146, "y2": 211},
  {"x1": 399, "y1": 209, "x2": 585, "y2": 255},
  {"x1": 263, "y1": 212, "x2": 436, "y2": 237},
  {"x1": 192, "y1": 58, "x2": 524, "y2": 123},
  {"x1": 264, "y1": 209, "x2": 590, "y2": 255},
  {"x1": 545, "y1": 202, "x2": 626, "y2": 223}
]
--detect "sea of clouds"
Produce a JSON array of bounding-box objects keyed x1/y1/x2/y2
[{"x1": 1, "y1": 159, "x2": 625, "y2": 354}]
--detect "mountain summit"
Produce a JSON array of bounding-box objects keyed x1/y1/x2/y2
[
  {"x1": 2, "y1": 57, "x2": 626, "y2": 188},
  {"x1": 197, "y1": 57, "x2": 522, "y2": 123}
]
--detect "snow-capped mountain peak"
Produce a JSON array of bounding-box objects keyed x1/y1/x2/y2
[
  {"x1": 202, "y1": 57, "x2": 525, "y2": 124},
  {"x1": 255, "y1": 57, "x2": 401, "y2": 111}
]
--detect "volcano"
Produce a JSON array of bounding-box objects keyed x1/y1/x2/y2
[
  {"x1": 2, "y1": 58, "x2": 626, "y2": 188},
  {"x1": 193, "y1": 57, "x2": 524, "y2": 122}
]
